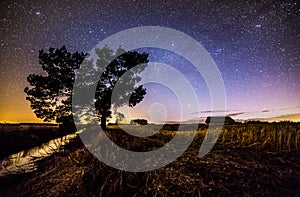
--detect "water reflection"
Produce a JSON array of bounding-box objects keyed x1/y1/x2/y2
[{"x1": 0, "y1": 133, "x2": 78, "y2": 176}]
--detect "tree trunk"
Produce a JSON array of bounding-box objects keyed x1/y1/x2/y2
[{"x1": 101, "y1": 115, "x2": 107, "y2": 130}]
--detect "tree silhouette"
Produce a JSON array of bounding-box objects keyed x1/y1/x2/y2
[
  {"x1": 24, "y1": 46, "x2": 149, "y2": 130},
  {"x1": 93, "y1": 46, "x2": 149, "y2": 130},
  {"x1": 24, "y1": 46, "x2": 86, "y2": 125}
]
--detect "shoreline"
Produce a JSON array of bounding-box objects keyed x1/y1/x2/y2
[{"x1": 0, "y1": 124, "x2": 76, "y2": 160}]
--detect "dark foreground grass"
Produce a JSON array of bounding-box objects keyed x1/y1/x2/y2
[
  {"x1": 0, "y1": 123, "x2": 299, "y2": 196},
  {"x1": 0, "y1": 124, "x2": 76, "y2": 159}
]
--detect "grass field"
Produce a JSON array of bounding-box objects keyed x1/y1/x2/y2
[{"x1": 0, "y1": 122, "x2": 299, "y2": 196}]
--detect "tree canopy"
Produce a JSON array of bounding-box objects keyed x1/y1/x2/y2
[{"x1": 24, "y1": 46, "x2": 86, "y2": 124}]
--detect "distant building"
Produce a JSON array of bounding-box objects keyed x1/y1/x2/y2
[
  {"x1": 130, "y1": 119, "x2": 148, "y2": 125},
  {"x1": 205, "y1": 116, "x2": 235, "y2": 124}
]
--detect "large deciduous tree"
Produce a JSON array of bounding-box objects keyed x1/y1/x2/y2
[
  {"x1": 93, "y1": 47, "x2": 149, "y2": 130},
  {"x1": 24, "y1": 46, "x2": 86, "y2": 125},
  {"x1": 24, "y1": 45, "x2": 149, "y2": 130}
]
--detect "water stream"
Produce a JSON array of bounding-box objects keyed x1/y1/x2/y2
[{"x1": 0, "y1": 133, "x2": 78, "y2": 176}]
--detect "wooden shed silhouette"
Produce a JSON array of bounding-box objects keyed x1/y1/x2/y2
[
  {"x1": 205, "y1": 116, "x2": 235, "y2": 124},
  {"x1": 130, "y1": 119, "x2": 148, "y2": 125}
]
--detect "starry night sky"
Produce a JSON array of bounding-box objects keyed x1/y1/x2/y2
[{"x1": 0, "y1": 0, "x2": 299, "y2": 123}]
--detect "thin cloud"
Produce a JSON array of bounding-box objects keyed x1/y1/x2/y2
[
  {"x1": 278, "y1": 105, "x2": 300, "y2": 111},
  {"x1": 189, "y1": 105, "x2": 300, "y2": 121},
  {"x1": 190, "y1": 109, "x2": 238, "y2": 114},
  {"x1": 189, "y1": 111, "x2": 201, "y2": 115},
  {"x1": 272, "y1": 113, "x2": 300, "y2": 120},
  {"x1": 249, "y1": 113, "x2": 300, "y2": 122},
  {"x1": 226, "y1": 112, "x2": 246, "y2": 117},
  {"x1": 260, "y1": 106, "x2": 299, "y2": 113}
]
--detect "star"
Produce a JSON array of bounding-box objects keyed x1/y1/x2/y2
[{"x1": 0, "y1": 0, "x2": 299, "y2": 123}]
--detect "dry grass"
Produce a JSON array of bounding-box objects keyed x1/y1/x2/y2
[
  {"x1": 1, "y1": 122, "x2": 300, "y2": 196},
  {"x1": 219, "y1": 122, "x2": 300, "y2": 151}
]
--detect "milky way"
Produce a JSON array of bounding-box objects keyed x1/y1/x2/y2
[{"x1": 0, "y1": 0, "x2": 299, "y2": 122}]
